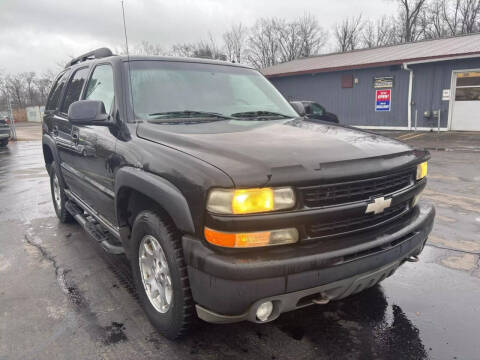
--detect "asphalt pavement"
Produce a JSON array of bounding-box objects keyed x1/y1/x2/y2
[{"x1": 0, "y1": 131, "x2": 479, "y2": 360}]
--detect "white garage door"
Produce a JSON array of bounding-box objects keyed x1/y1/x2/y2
[{"x1": 451, "y1": 71, "x2": 480, "y2": 131}]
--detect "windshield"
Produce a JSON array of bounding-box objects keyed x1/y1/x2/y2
[{"x1": 127, "y1": 61, "x2": 298, "y2": 121}]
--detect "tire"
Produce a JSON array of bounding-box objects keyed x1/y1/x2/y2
[
  {"x1": 131, "y1": 210, "x2": 194, "y2": 339},
  {"x1": 49, "y1": 161, "x2": 74, "y2": 223},
  {"x1": 0, "y1": 139, "x2": 7, "y2": 147}
]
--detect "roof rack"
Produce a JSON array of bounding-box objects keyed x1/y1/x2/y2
[{"x1": 65, "y1": 47, "x2": 114, "y2": 68}]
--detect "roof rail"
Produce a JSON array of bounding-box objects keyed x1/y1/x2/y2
[{"x1": 66, "y1": 47, "x2": 114, "y2": 68}]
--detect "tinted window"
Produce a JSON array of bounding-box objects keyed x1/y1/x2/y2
[
  {"x1": 46, "y1": 72, "x2": 68, "y2": 111},
  {"x1": 85, "y1": 65, "x2": 115, "y2": 112},
  {"x1": 310, "y1": 103, "x2": 325, "y2": 116},
  {"x1": 61, "y1": 67, "x2": 89, "y2": 113}
]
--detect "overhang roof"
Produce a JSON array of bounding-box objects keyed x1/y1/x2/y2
[{"x1": 262, "y1": 33, "x2": 480, "y2": 78}]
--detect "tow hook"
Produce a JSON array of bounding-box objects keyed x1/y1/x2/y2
[
  {"x1": 312, "y1": 294, "x2": 330, "y2": 305},
  {"x1": 406, "y1": 255, "x2": 420, "y2": 263}
]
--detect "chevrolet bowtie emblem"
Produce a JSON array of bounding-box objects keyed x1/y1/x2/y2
[{"x1": 365, "y1": 196, "x2": 392, "y2": 214}]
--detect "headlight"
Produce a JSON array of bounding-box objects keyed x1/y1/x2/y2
[
  {"x1": 204, "y1": 227, "x2": 299, "y2": 248},
  {"x1": 416, "y1": 162, "x2": 428, "y2": 180},
  {"x1": 207, "y1": 187, "x2": 295, "y2": 215}
]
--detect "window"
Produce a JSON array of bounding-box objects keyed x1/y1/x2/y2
[
  {"x1": 127, "y1": 61, "x2": 297, "y2": 120},
  {"x1": 455, "y1": 88, "x2": 480, "y2": 101},
  {"x1": 310, "y1": 103, "x2": 325, "y2": 116},
  {"x1": 61, "y1": 67, "x2": 89, "y2": 113},
  {"x1": 46, "y1": 71, "x2": 68, "y2": 111},
  {"x1": 84, "y1": 65, "x2": 115, "y2": 113},
  {"x1": 455, "y1": 72, "x2": 480, "y2": 101},
  {"x1": 456, "y1": 72, "x2": 480, "y2": 87}
]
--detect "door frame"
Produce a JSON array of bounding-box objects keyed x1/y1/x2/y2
[{"x1": 448, "y1": 68, "x2": 480, "y2": 130}]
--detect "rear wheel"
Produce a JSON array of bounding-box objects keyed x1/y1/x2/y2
[
  {"x1": 49, "y1": 162, "x2": 74, "y2": 223},
  {"x1": 131, "y1": 210, "x2": 194, "y2": 339},
  {"x1": 0, "y1": 139, "x2": 7, "y2": 147}
]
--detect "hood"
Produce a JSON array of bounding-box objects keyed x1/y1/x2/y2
[{"x1": 137, "y1": 118, "x2": 420, "y2": 187}]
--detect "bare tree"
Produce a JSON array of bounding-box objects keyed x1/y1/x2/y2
[
  {"x1": 277, "y1": 18, "x2": 304, "y2": 62},
  {"x1": 334, "y1": 15, "x2": 364, "y2": 52},
  {"x1": 297, "y1": 13, "x2": 328, "y2": 57},
  {"x1": 171, "y1": 35, "x2": 226, "y2": 60},
  {"x1": 247, "y1": 18, "x2": 282, "y2": 68},
  {"x1": 223, "y1": 24, "x2": 247, "y2": 63},
  {"x1": 133, "y1": 40, "x2": 164, "y2": 55},
  {"x1": 459, "y1": 0, "x2": 480, "y2": 33},
  {"x1": 362, "y1": 16, "x2": 397, "y2": 48},
  {"x1": 418, "y1": 0, "x2": 449, "y2": 39},
  {"x1": 34, "y1": 71, "x2": 55, "y2": 105},
  {"x1": 4, "y1": 74, "x2": 26, "y2": 107},
  {"x1": 24, "y1": 72, "x2": 36, "y2": 106},
  {"x1": 394, "y1": 0, "x2": 428, "y2": 42},
  {"x1": 442, "y1": 0, "x2": 462, "y2": 35}
]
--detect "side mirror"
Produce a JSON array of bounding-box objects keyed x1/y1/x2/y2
[
  {"x1": 290, "y1": 101, "x2": 306, "y2": 117},
  {"x1": 68, "y1": 100, "x2": 112, "y2": 126}
]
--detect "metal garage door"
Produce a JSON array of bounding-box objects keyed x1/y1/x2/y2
[{"x1": 451, "y1": 71, "x2": 480, "y2": 130}]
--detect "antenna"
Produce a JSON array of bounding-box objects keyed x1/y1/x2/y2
[
  {"x1": 121, "y1": 0, "x2": 136, "y2": 121},
  {"x1": 121, "y1": 0, "x2": 130, "y2": 56}
]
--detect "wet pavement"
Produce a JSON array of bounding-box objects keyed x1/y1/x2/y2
[{"x1": 1, "y1": 140, "x2": 479, "y2": 360}]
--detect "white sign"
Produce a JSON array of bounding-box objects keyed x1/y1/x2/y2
[
  {"x1": 374, "y1": 76, "x2": 394, "y2": 88},
  {"x1": 442, "y1": 89, "x2": 451, "y2": 101}
]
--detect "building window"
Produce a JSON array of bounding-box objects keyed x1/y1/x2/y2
[{"x1": 455, "y1": 72, "x2": 480, "y2": 101}]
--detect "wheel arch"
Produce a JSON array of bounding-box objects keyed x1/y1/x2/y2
[
  {"x1": 115, "y1": 167, "x2": 195, "y2": 239},
  {"x1": 42, "y1": 134, "x2": 66, "y2": 184}
]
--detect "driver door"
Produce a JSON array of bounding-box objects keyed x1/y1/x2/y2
[{"x1": 67, "y1": 63, "x2": 118, "y2": 225}]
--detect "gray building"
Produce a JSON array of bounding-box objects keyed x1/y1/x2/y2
[{"x1": 262, "y1": 34, "x2": 480, "y2": 131}]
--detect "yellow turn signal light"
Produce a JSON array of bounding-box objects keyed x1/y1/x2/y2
[
  {"x1": 416, "y1": 162, "x2": 428, "y2": 180},
  {"x1": 204, "y1": 227, "x2": 299, "y2": 248}
]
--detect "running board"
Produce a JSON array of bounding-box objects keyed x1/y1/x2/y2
[{"x1": 65, "y1": 201, "x2": 125, "y2": 255}]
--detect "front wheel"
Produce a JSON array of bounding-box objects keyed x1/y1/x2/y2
[
  {"x1": 0, "y1": 139, "x2": 8, "y2": 147},
  {"x1": 131, "y1": 210, "x2": 194, "y2": 339}
]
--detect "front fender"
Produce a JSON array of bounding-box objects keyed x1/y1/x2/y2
[{"x1": 115, "y1": 166, "x2": 195, "y2": 235}]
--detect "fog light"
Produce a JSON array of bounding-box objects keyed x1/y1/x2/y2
[{"x1": 256, "y1": 301, "x2": 273, "y2": 322}]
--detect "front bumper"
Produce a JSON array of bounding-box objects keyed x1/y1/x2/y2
[{"x1": 183, "y1": 203, "x2": 435, "y2": 323}]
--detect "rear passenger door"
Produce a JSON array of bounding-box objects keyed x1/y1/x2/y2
[
  {"x1": 54, "y1": 67, "x2": 90, "y2": 196},
  {"x1": 44, "y1": 70, "x2": 69, "y2": 143}
]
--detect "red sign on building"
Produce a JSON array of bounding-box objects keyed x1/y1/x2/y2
[{"x1": 375, "y1": 89, "x2": 391, "y2": 112}]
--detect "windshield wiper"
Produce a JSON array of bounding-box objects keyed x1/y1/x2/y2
[
  {"x1": 149, "y1": 110, "x2": 233, "y2": 120},
  {"x1": 230, "y1": 111, "x2": 292, "y2": 120}
]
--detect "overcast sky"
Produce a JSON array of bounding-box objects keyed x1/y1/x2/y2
[{"x1": 0, "y1": 0, "x2": 396, "y2": 74}]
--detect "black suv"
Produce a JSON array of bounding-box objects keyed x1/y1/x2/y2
[{"x1": 42, "y1": 48, "x2": 435, "y2": 339}]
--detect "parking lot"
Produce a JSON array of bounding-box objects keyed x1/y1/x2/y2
[{"x1": 1, "y1": 126, "x2": 479, "y2": 360}]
